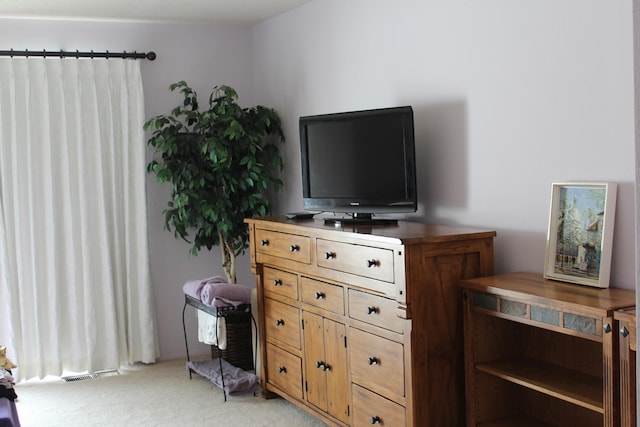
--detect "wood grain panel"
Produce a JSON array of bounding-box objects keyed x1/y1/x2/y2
[
  {"x1": 317, "y1": 239, "x2": 394, "y2": 282},
  {"x1": 351, "y1": 384, "x2": 406, "y2": 427},
  {"x1": 301, "y1": 277, "x2": 344, "y2": 315},
  {"x1": 264, "y1": 298, "x2": 301, "y2": 350}
]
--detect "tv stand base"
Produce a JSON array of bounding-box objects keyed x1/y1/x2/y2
[{"x1": 324, "y1": 218, "x2": 397, "y2": 226}]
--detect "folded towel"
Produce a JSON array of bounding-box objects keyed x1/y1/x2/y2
[
  {"x1": 203, "y1": 276, "x2": 228, "y2": 285},
  {"x1": 201, "y1": 283, "x2": 253, "y2": 307},
  {"x1": 183, "y1": 280, "x2": 204, "y2": 299},
  {"x1": 198, "y1": 310, "x2": 227, "y2": 349},
  {"x1": 187, "y1": 277, "x2": 252, "y2": 349},
  {"x1": 183, "y1": 276, "x2": 227, "y2": 299}
]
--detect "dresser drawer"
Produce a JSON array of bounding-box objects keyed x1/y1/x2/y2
[
  {"x1": 267, "y1": 343, "x2": 303, "y2": 400},
  {"x1": 300, "y1": 277, "x2": 344, "y2": 315},
  {"x1": 256, "y1": 228, "x2": 311, "y2": 264},
  {"x1": 317, "y1": 239, "x2": 394, "y2": 283},
  {"x1": 263, "y1": 267, "x2": 298, "y2": 301},
  {"x1": 264, "y1": 298, "x2": 301, "y2": 349},
  {"x1": 348, "y1": 289, "x2": 404, "y2": 334},
  {"x1": 349, "y1": 328, "x2": 405, "y2": 399},
  {"x1": 352, "y1": 384, "x2": 406, "y2": 427}
]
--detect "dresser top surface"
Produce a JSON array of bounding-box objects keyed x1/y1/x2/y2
[{"x1": 246, "y1": 216, "x2": 496, "y2": 245}]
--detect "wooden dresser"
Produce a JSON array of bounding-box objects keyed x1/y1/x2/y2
[
  {"x1": 461, "y1": 272, "x2": 636, "y2": 427},
  {"x1": 246, "y1": 216, "x2": 496, "y2": 426}
]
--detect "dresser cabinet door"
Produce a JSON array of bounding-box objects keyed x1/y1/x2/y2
[
  {"x1": 303, "y1": 312, "x2": 327, "y2": 410},
  {"x1": 303, "y1": 311, "x2": 350, "y2": 424}
]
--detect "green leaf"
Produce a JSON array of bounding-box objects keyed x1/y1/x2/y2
[{"x1": 145, "y1": 80, "x2": 285, "y2": 259}]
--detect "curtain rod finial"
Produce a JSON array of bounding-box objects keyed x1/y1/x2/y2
[{"x1": 146, "y1": 51, "x2": 156, "y2": 61}]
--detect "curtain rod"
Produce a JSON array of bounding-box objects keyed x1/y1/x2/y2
[{"x1": 0, "y1": 49, "x2": 156, "y2": 61}]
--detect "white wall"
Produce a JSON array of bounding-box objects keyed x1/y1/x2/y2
[
  {"x1": 0, "y1": 18, "x2": 257, "y2": 361},
  {"x1": 253, "y1": 0, "x2": 636, "y2": 289}
]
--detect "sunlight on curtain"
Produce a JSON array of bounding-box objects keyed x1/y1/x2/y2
[{"x1": 0, "y1": 58, "x2": 159, "y2": 380}]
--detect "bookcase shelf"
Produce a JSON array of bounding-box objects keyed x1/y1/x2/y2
[{"x1": 476, "y1": 358, "x2": 603, "y2": 412}]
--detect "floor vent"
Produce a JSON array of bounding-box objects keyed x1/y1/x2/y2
[{"x1": 62, "y1": 369, "x2": 119, "y2": 382}]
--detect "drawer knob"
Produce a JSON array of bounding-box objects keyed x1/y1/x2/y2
[
  {"x1": 325, "y1": 252, "x2": 336, "y2": 259},
  {"x1": 603, "y1": 323, "x2": 612, "y2": 334},
  {"x1": 367, "y1": 259, "x2": 379, "y2": 268},
  {"x1": 367, "y1": 306, "x2": 379, "y2": 315},
  {"x1": 314, "y1": 292, "x2": 325, "y2": 300},
  {"x1": 260, "y1": 239, "x2": 269, "y2": 246},
  {"x1": 278, "y1": 366, "x2": 287, "y2": 374},
  {"x1": 370, "y1": 416, "x2": 381, "y2": 424},
  {"x1": 276, "y1": 319, "x2": 285, "y2": 326},
  {"x1": 290, "y1": 244, "x2": 300, "y2": 252},
  {"x1": 621, "y1": 326, "x2": 630, "y2": 337},
  {"x1": 323, "y1": 363, "x2": 331, "y2": 372},
  {"x1": 315, "y1": 360, "x2": 325, "y2": 369},
  {"x1": 273, "y1": 279, "x2": 283, "y2": 286},
  {"x1": 368, "y1": 357, "x2": 379, "y2": 365}
]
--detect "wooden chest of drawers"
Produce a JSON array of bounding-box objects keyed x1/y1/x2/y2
[{"x1": 246, "y1": 216, "x2": 496, "y2": 426}]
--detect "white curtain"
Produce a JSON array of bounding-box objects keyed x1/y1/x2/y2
[{"x1": 0, "y1": 58, "x2": 159, "y2": 380}]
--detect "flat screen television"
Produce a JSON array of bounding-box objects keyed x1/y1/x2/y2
[{"x1": 299, "y1": 106, "x2": 416, "y2": 225}]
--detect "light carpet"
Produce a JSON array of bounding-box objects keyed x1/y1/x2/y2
[{"x1": 14, "y1": 358, "x2": 326, "y2": 426}]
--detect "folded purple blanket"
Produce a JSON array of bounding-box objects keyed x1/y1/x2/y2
[
  {"x1": 182, "y1": 276, "x2": 226, "y2": 299},
  {"x1": 201, "y1": 283, "x2": 252, "y2": 307},
  {"x1": 187, "y1": 359, "x2": 258, "y2": 396}
]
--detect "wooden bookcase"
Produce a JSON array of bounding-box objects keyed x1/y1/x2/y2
[
  {"x1": 614, "y1": 307, "x2": 636, "y2": 427},
  {"x1": 461, "y1": 272, "x2": 635, "y2": 427}
]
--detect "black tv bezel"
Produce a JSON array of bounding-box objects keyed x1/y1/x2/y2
[{"x1": 299, "y1": 106, "x2": 417, "y2": 223}]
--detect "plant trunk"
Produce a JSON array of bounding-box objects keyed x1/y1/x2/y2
[{"x1": 219, "y1": 233, "x2": 237, "y2": 284}]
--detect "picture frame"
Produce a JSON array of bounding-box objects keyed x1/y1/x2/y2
[{"x1": 544, "y1": 182, "x2": 617, "y2": 288}]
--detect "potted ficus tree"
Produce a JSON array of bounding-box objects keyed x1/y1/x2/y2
[{"x1": 144, "y1": 81, "x2": 284, "y2": 283}]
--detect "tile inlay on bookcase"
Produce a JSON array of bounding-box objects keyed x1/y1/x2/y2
[
  {"x1": 500, "y1": 299, "x2": 527, "y2": 317},
  {"x1": 472, "y1": 292, "x2": 496, "y2": 311},
  {"x1": 531, "y1": 305, "x2": 560, "y2": 326},
  {"x1": 472, "y1": 291, "x2": 601, "y2": 337},
  {"x1": 564, "y1": 312, "x2": 597, "y2": 336}
]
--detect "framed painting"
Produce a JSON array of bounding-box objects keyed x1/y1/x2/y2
[{"x1": 544, "y1": 182, "x2": 617, "y2": 288}]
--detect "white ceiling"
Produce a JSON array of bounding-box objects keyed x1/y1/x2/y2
[{"x1": 0, "y1": 0, "x2": 312, "y2": 24}]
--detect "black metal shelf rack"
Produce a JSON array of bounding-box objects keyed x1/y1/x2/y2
[{"x1": 181, "y1": 294, "x2": 257, "y2": 401}]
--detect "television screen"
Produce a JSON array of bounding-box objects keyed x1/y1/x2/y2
[{"x1": 299, "y1": 106, "x2": 416, "y2": 224}]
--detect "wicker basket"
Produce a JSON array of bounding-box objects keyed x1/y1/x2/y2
[{"x1": 210, "y1": 314, "x2": 254, "y2": 371}]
